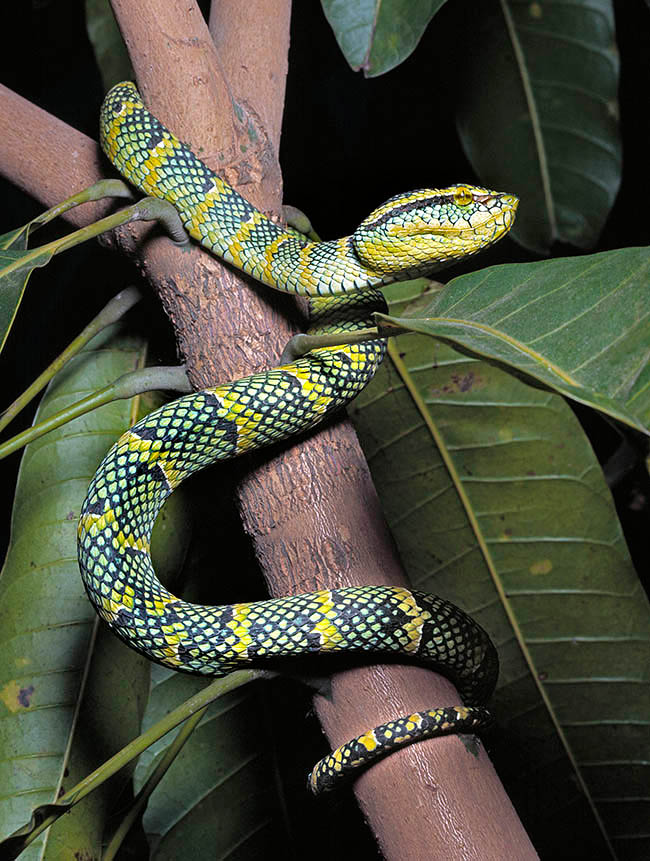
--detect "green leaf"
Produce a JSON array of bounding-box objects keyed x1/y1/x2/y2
[
  {"x1": 133, "y1": 669, "x2": 285, "y2": 859},
  {"x1": 456, "y1": 0, "x2": 621, "y2": 253},
  {"x1": 351, "y1": 282, "x2": 650, "y2": 857},
  {"x1": 321, "y1": 0, "x2": 447, "y2": 76},
  {"x1": 0, "y1": 246, "x2": 55, "y2": 355},
  {"x1": 379, "y1": 249, "x2": 650, "y2": 435},
  {"x1": 0, "y1": 228, "x2": 31, "y2": 252},
  {"x1": 0, "y1": 325, "x2": 150, "y2": 858}
]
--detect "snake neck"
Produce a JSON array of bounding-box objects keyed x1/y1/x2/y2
[{"x1": 100, "y1": 84, "x2": 384, "y2": 296}]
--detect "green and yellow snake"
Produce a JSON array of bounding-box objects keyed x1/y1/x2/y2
[{"x1": 78, "y1": 81, "x2": 517, "y2": 793}]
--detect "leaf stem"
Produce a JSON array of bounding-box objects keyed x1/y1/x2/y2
[
  {"x1": 0, "y1": 365, "x2": 191, "y2": 460},
  {"x1": 0, "y1": 287, "x2": 143, "y2": 433},
  {"x1": 278, "y1": 323, "x2": 410, "y2": 363},
  {"x1": 1, "y1": 197, "x2": 189, "y2": 280},
  {"x1": 27, "y1": 179, "x2": 134, "y2": 234},
  {"x1": 103, "y1": 707, "x2": 207, "y2": 861}
]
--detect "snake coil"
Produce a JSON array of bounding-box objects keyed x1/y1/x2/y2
[{"x1": 78, "y1": 82, "x2": 517, "y2": 792}]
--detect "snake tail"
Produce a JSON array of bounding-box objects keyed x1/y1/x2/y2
[{"x1": 309, "y1": 706, "x2": 494, "y2": 793}]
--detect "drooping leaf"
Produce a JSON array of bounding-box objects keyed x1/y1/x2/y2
[
  {"x1": 351, "y1": 280, "x2": 649, "y2": 858},
  {"x1": 0, "y1": 246, "x2": 55, "y2": 355},
  {"x1": 321, "y1": 0, "x2": 447, "y2": 76},
  {"x1": 379, "y1": 249, "x2": 650, "y2": 434},
  {"x1": 0, "y1": 325, "x2": 150, "y2": 858},
  {"x1": 456, "y1": 0, "x2": 621, "y2": 253}
]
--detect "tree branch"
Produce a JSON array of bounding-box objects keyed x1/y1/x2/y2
[{"x1": 0, "y1": 83, "x2": 109, "y2": 226}]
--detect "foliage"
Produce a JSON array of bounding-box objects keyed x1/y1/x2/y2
[{"x1": 1, "y1": 2, "x2": 648, "y2": 860}]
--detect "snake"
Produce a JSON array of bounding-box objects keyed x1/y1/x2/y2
[{"x1": 78, "y1": 81, "x2": 517, "y2": 793}]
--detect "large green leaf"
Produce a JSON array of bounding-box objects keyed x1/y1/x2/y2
[
  {"x1": 134, "y1": 669, "x2": 284, "y2": 860},
  {"x1": 380, "y1": 249, "x2": 650, "y2": 434},
  {"x1": 321, "y1": 0, "x2": 447, "y2": 76},
  {"x1": 0, "y1": 325, "x2": 150, "y2": 858},
  {"x1": 456, "y1": 0, "x2": 621, "y2": 253},
  {"x1": 351, "y1": 281, "x2": 650, "y2": 859}
]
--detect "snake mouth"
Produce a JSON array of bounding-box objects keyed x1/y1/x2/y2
[
  {"x1": 475, "y1": 191, "x2": 519, "y2": 208},
  {"x1": 403, "y1": 211, "x2": 516, "y2": 238}
]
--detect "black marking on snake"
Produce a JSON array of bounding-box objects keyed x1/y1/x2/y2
[
  {"x1": 145, "y1": 462, "x2": 171, "y2": 489},
  {"x1": 206, "y1": 412, "x2": 239, "y2": 450},
  {"x1": 146, "y1": 127, "x2": 165, "y2": 150},
  {"x1": 84, "y1": 498, "x2": 105, "y2": 516},
  {"x1": 246, "y1": 641, "x2": 264, "y2": 659},
  {"x1": 345, "y1": 234, "x2": 360, "y2": 261},
  {"x1": 115, "y1": 607, "x2": 133, "y2": 627},
  {"x1": 133, "y1": 424, "x2": 162, "y2": 441},
  {"x1": 325, "y1": 350, "x2": 354, "y2": 371},
  {"x1": 360, "y1": 193, "x2": 451, "y2": 230},
  {"x1": 117, "y1": 545, "x2": 148, "y2": 565},
  {"x1": 163, "y1": 603, "x2": 183, "y2": 625},
  {"x1": 201, "y1": 391, "x2": 223, "y2": 409},
  {"x1": 305, "y1": 631, "x2": 323, "y2": 652},
  {"x1": 176, "y1": 641, "x2": 198, "y2": 664}
]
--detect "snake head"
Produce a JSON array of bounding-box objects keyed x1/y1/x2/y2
[{"x1": 352, "y1": 184, "x2": 518, "y2": 277}]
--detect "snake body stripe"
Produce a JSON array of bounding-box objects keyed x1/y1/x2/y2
[{"x1": 78, "y1": 81, "x2": 517, "y2": 793}]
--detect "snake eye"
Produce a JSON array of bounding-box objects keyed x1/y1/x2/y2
[{"x1": 453, "y1": 186, "x2": 474, "y2": 206}]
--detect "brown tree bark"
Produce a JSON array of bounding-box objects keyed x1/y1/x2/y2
[{"x1": 0, "y1": 1, "x2": 538, "y2": 858}]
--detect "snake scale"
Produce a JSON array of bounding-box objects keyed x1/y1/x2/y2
[{"x1": 78, "y1": 82, "x2": 518, "y2": 793}]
